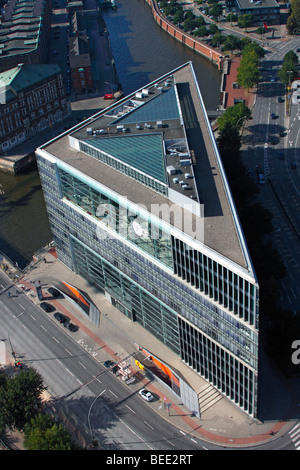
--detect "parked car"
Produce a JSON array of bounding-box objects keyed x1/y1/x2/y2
[
  {"x1": 48, "y1": 287, "x2": 60, "y2": 297},
  {"x1": 104, "y1": 360, "x2": 119, "y2": 373},
  {"x1": 139, "y1": 388, "x2": 154, "y2": 401},
  {"x1": 40, "y1": 302, "x2": 52, "y2": 312},
  {"x1": 64, "y1": 320, "x2": 78, "y2": 332},
  {"x1": 54, "y1": 312, "x2": 67, "y2": 323},
  {"x1": 278, "y1": 97, "x2": 284, "y2": 103}
]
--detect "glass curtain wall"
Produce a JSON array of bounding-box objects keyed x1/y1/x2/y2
[{"x1": 58, "y1": 167, "x2": 173, "y2": 268}]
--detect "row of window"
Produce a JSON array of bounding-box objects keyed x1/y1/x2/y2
[
  {"x1": 72, "y1": 236, "x2": 181, "y2": 354},
  {"x1": 178, "y1": 317, "x2": 256, "y2": 416},
  {"x1": 172, "y1": 236, "x2": 258, "y2": 327},
  {"x1": 37, "y1": 158, "x2": 258, "y2": 367}
]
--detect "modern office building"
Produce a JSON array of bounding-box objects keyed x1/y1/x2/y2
[{"x1": 36, "y1": 62, "x2": 259, "y2": 418}]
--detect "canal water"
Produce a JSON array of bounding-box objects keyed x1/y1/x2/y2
[
  {"x1": 102, "y1": 0, "x2": 221, "y2": 110},
  {"x1": 0, "y1": 0, "x2": 221, "y2": 269}
]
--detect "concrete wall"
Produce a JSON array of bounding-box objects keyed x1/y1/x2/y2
[{"x1": 144, "y1": 0, "x2": 224, "y2": 70}]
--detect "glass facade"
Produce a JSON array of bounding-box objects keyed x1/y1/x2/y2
[
  {"x1": 37, "y1": 154, "x2": 259, "y2": 417},
  {"x1": 58, "y1": 167, "x2": 173, "y2": 268},
  {"x1": 79, "y1": 141, "x2": 168, "y2": 196},
  {"x1": 172, "y1": 236, "x2": 258, "y2": 327}
]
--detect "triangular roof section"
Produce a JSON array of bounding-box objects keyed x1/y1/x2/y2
[
  {"x1": 114, "y1": 85, "x2": 181, "y2": 125},
  {"x1": 83, "y1": 133, "x2": 167, "y2": 183},
  {"x1": 56, "y1": 62, "x2": 257, "y2": 279}
]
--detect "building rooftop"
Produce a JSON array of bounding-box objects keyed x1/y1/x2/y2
[
  {"x1": 38, "y1": 62, "x2": 256, "y2": 278},
  {"x1": 236, "y1": 0, "x2": 280, "y2": 10},
  {"x1": 0, "y1": 63, "x2": 62, "y2": 103}
]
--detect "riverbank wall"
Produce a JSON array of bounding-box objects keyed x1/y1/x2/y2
[{"x1": 143, "y1": 0, "x2": 224, "y2": 70}]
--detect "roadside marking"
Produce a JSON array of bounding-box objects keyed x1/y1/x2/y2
[
  {"x1": 126, "y1": 404, "x2": 136, "y2": 414},
  {"x1": 109, "y1": 389, "x2": 118, "y2": 398},
  {"x1": 40, "y1": 325, "x2": 47, "y2": 332},
  {"x1": 30, "y1": 314, "x2": 36, "y2": 321},
  {"x1": 144, "y1": 421, "x2": 154, "y2": 430},
  {"x1": 52, "y1": 336, "x2": 59, "y2": 343}
]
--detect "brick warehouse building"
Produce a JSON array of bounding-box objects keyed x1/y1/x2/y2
[{"x1": 0, "y1": 63, "x2": 70, "y2": 153}]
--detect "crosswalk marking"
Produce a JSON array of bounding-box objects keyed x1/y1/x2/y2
[{"x1": 289, "y1": 423, "x2": 300, "y2": 450}]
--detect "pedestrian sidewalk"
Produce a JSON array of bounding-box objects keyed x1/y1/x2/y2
[{"x1": 4, "y1": 246, "x2": 299, "y2": 449}]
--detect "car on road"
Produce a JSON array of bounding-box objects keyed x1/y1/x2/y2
[
  {"x1": 270, "y1": 76, "x2": 276, "y2": 82},
  {"x1": 54, "y1": 312, "x2": 67, "y2": 323},
  {"x1": 139, "y1": 389, "x2": 153, "y2": 401},
  {"x1": 64, "y1": 320, "x2": 78, "y2": 332},
  {"x1": 268, "y1": 137, "x2": 279, "y2": 145},
  {"x1": 103, "y1": 360, "x2": 119, "y2": 373},
  {"x1": 270, "y1": 113, "x2": 276, "y2": 119},
  {"x1": 48, "y1": 287, "x2": 60, "y2": 297},
  {"x1": 278, "y1": 97, "x2": 284, "y2": 103},
  {"x1": 40, "y1": 302, "x2": 53, "y2": 312}
]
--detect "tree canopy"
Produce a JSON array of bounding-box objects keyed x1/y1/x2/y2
[
  {"x1": 0, "y1": 368, "x2": 45, "y2": 432},
  {"x1": 278, "y1": 50, "x2": 299, "y2": 85},
  {"x1": 286, "y1": 0, "x2": 300, "y2": 34},
  {"x1": 24, "y1": 414, "x2": 73, "y2": 450},
  {"x1": 217, "y1": 102, "x2": 252, "y2": 132}
]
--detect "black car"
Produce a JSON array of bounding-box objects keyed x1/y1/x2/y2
[
  {"x1": 104, "y1": 360, "x2": 119, "y2": 373},
  {"x1": 104, "y1": 360, "x2": 115, "y2": 368},
  {"x1": 64, "y1": 321, "x2": 78, "y2": 332},
  {"x1": 40, "y1": 302, "x2": 52, "y2": 312},
  {"x1": 48, "y1": 287, "x2": 60, "y2": 297},
  {"x1": 54, "y1": 312, "x2": 67, "y2": 323}
]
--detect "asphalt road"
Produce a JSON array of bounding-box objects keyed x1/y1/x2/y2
[
  {"x1": 0, "y1": 272, "x2": 222, "y2": 451},
  {"x1": 242, "y1": 37, "x2": 300, "y2": 314}
]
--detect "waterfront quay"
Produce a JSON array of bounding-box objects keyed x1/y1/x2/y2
[{"x1": 0, "y1": 0, "x2": 255, "y2": 175}]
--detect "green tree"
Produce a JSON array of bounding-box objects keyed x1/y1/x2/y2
[
  {"x1": 237, "y1": 49, "x2": 260, "y2": 90},
  {"x1": 210, "y1": 2, "x2": 222, "y2": 19},
  {"x1": 173, "y1": 7, "x2": 184, "y2": 24},
  {"x1": 0, "y1": 368, "x2": 45, "y2": 431},
  {"x1": 237, "y1": 13, "x2": 253, "y2": 31},
  {"x1": 226, "y1": 12, "x2": 238, "y2": 23},
  {"x1": 278, "y1": 50, "x2": 299, "y2": 85},
  {"x1": 211, "y1": 32, "x2": 224, "y2": 47},
  {"x1": 194, "y1": 25, "x2": 208, "y2": 37},
  {"x1": 222, "y1": 34, "x2": 241, "y2": 52},
  {"x1": 217, "y1": 102, "x2": 252, "y2": 132},
  {"x1": 286, "y1": 0, "x2": 300, "y2": 34},
  {"x1": 24, "y1": 414, "x2": 73, "y2": 450}
]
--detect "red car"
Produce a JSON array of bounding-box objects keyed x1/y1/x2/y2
[{"x1": 104, "y1": 93, "x2": 114, "y2": 100}]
